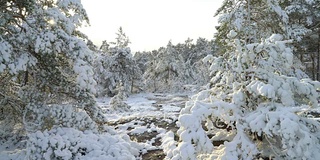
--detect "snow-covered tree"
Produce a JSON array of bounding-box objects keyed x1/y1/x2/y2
[
  {"x1": 142, "y1": 50, "x2": 160, "y2": 92},
  {"x1": 109, "y1": 82, "x2": 130, "y2": 112},
  {"x1": 286, "y1": 0, "x2": 320, "y2": 80},
  {"x1": 110, "y1": 27, "x2": 131, "y2": 49},
  {"x1": 214, "y1": 0, "x2": 309, "y2": 54},
  {"x1": 0, "y1": 0, "x2": 105, "y2": 133},
  {"x1": 134, "y1": 50, "x2": 154, "y2": 73},
  {"x1": 170, "y1": 1, "x2": 320, "y2": 159},
  {"x1": 171, "y1": 29, "x2": 320, "y2": 160},
  {"x1": 143, "y1": 38, "x2": 215, "y2": 92},
  {"x1": 144, "y1": 41, "x2": 186, "y2": 92},
  {"x1": 0, "y1": 1, "x2": 140, "y2": 159},
  {"x1": 87, "y1": 39, "x2": 99, "y2": 52},
  {"x1": 188, "y1": 38, "x2": 215, "y2": 85},
  {"x1": 100, "y1": 40, "x2": 110, "y2": 52},
  {"x1": 94, "y1": 28, "x2": 142, "y2": 96},
  {"x1": 215, "y1": 0, "x2": 320, "y2": 80}
]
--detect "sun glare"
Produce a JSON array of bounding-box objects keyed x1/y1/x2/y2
[{"x1": 48, "y1": 19, "x2": 56, "y2": 25}]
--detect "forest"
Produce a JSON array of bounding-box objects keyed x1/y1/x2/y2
[{"x1": 1, "y1": 0, "x2": 320, "y2": 159}]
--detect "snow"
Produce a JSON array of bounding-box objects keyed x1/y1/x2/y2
[
  {"x1": 202, "y1": 54, "x2": 214, "y2": 63},
  {"x1": 0, "y1": 92, "x2": 191, "y2": 159},
  {"x1": 247, "y1": 80, "x2": 275, "y2": 98},
  {"x1": 26, "y1": 128, "x2": 139, "y2": 160},
  {"x1": 227, "y1": 30, "x2": 237, "y2": 39},
  {"x1": 98, "y1": 93, "x2": 187, "y2": 122},
  {"x1": 161, "y1": 105, "x2": 181, "y2": 112},
  {"x1": 2, "y1": 0, "x2": 320, "y2": 159}
]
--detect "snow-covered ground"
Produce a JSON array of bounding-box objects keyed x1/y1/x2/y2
[
  {"x1": 2, "y1": 92, "x2": 320, "y2": 159},
  {"x1": 0, "y1": 92, "x2": 191, "y2": 160},
  {"x1": 97, "y1": 92, "x2": 190, "y2": 159},
  {"x1": 98, "y1": 93, "x2": 188, "y2": 121}
]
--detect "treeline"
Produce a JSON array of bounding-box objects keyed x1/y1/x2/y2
[{"x1": 88, "y1": 27, "x2": 216, "y2": 97}]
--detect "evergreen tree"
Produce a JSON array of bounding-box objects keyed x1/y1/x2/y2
[
  {"x1": 0, "y1": 1, "x2": 140, "y2": 159},
  {"x1": 143, "y1": 38, "x2": 215, "y2": 92},
  {"x1": 286, "y1": 0, "x2": 320, "y2": 80},
  {"x1": 94, "y1": 28, "x2": 142, "y2": 96},
  {"x1": 171, "y1": 1, "x2": 320, "y2": 159},
  {"x1": 110, "y1": 27, "x2": 131, "y2": 49},
  {"x1": 100, "y1": 40, "x2": 110, "y2": 52},
  {"x1": 143, "y1": 50, "x2": 161, "y2": 92},
  {"x1": 143, "y1": 41, "x2": 185, "y2": 92},
  {"x1": 0, "y1": 0, "x2": 106, "y2": 134},
  {"x1": 215, "y1": 0, "x2": 320, "y2": 80}
]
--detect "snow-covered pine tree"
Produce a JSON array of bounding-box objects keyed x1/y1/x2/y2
[
  {"x1": 170, "y1": 0, "x2": 320, "y2": 159},
  {"x1": 107, "y1": 47, "x2": 142, "y2": 95},
  {"x1": 215, "y1": 0, "x2": 319, "y2": 79},
  {"x1": 214, "y1": 0, "x2": 309, "y2": 54},
  {"x1": 189, "y1": 38, "x2": 215, "y2": 86},
  {"x1": 143, "y1": 38, "x2": 215, "y2": 92},
  {"x1": 163, "y1": 41, "x2": 186, "y2": 91},
  {"x1": 1, "y1": 0, "x2": 103, "y2": 134},
  {"x1": 143, "y1": 50, "x2": 161, "y2": 92},
  {"x1": 113, "y1": 26, "x2": 131, "y2": 49},
  {"x1": 143, "y1": 41, "x2": 186, "y2": 92},
  {"x1": 172, "y1": 32, "x2": 320, "y2": 160},
  {"x1": 0, "y1": 1, "x2": 139, "y2": 159},
  {"x1": 134, "y1": 50, "x2": 154, "y2": 74},
  {"x1": 286, "y1": 0, "x2": 320, "y2": 80},
  {"x1": 94, "y1": 28, "x2": 142, "y2": 97}
]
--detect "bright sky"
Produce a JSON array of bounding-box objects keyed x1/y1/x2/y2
[{"x1": 80, "y1": 0, "x2": 223, "y2": 52}]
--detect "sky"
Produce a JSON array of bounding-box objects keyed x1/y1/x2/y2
[{"x1": 80, "y1": 0, "x2": 223, "y2": 52}]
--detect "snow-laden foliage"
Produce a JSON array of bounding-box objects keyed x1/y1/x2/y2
[
  {"x1": 216, "y1": 0, "x2": 290, "y2": 38},
  {"x1": 0, "y1": 0, "x2": 106, "y2": 139},
  {"x1": 286, "y1": 0, "x2": 320, "y2": 80},
  {"x1": 93, "y1": 47, "x2": 142, "y2": 97},
  {"x1": 0, "y1": 1, "x2": 143, "y2": 159},
  {"x1": 109, "y1": 83, "x2": 130, "y2": 112},
  {"x1": 94, "y1": 27, "x2": 142, "y2": 97},
  {"x1": 215, "y1": 0, "x2": 320, "y2": 81},
  {"x1": 214, "y1": 0, "x2": 315, "y2": 55},
  {"x1": 26, "y1": 127, "x2": 139, "y2": 160},
  {"x1": 144, "y1": 41, "x2": 184, "y2": 92},
  {"x1": 171, "y1": 31, "x2": 320, "y2": 159},
  {"x1": 23, "y1": 104, "x2": 98, "y2": 133},
  {"x1": 142, "y1": 39, "x2": 214, "y2": 93},
  {"x1": 285, "y1": 0, "x2": 320, "y2": 41},
  {"x1": 161, "y1": 131, "x2": 178, "y2": 159}
]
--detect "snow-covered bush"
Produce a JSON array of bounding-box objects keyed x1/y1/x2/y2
[
  {"x1": 26, "y1": 127, "x2": 139, "y2": 160},
  {"x1": 170, "y1": 31, "x2": 320, "y2": 159},
  {"x1": 109, "y1": 82, "x2": 130, "y2": 112},
  {"x1": 23, "y1": 104, "x2": 99, "y2": 133},
  {"x1": 161, "y1": 131, "x2": 178, "y2": 159}
]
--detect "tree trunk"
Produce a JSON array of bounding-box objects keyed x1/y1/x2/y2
[
  {"x1": 24, "y1": 69, "x2": 28, "y2": 86},
  {"x1": 318, "y1": 30, "x2": 320, "y2": 80},
  {"x1": 131, "y1": 79, "x2": 134, "y2": 93},
  {"x1": 311, "y1": 53, "x2": 316, "y2": 80}
]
